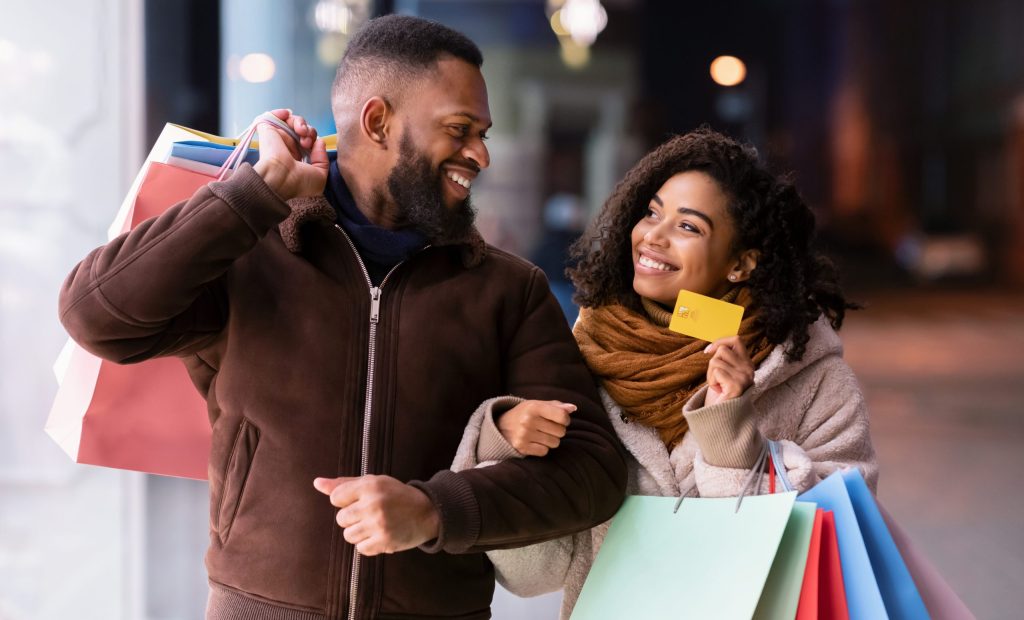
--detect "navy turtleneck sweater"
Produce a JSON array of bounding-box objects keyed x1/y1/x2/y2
[{"x1": 323, "y1": 159, "x2": 428, "y2": 285}]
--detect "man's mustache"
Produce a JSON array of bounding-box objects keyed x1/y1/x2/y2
[{"x1": 443, "y1": 158, "x2": 480, "y2": 175}]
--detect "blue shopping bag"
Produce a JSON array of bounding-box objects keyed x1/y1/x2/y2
[
  {"x1": 170, "y1": 140, "x2": 259, "y2": 167},
  {"x1": 798, "y1": 469, "x2": 930, "y2": 620},
  {"x1": 842, "y1": 469, "x2": 930, "y2": 620}
]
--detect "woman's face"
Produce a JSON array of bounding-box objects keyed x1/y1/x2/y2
[{"x1": 630, "y1": 171, "x2": 740, "y2": 306}]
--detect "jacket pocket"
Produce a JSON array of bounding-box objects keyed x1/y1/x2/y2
[{"x1": 216, "y1": 418, "x2": 260, "y2": 545}]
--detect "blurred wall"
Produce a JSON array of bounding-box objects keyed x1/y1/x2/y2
[{"x1": 0, "y1": 1, "x2": 147, "y2": 618}]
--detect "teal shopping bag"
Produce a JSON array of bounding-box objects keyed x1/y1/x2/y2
[{"x1": 571, "y1": 492, "x2": 801, "y2": 620}]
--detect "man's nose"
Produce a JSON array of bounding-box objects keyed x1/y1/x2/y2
[{"x1": 463, "y1": 138, "x2": 490, "y2": 170}]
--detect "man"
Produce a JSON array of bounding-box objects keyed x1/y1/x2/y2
[{"x1": 59, "y1": 14, "x2": 627, "y2": 620}]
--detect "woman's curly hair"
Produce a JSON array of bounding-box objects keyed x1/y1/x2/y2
[{"x1": 568, "y1": 127, "x2": 857, "y2": 361}]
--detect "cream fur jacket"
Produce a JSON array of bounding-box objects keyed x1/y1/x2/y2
[{"x1": 450, "y1": 316, "x2": 878, "y2": 619}]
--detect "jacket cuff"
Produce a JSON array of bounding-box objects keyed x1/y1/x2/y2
[
  {"x1": 207, "y1": 163, "x2": 291, "y2": 235},
  {"x1": 683, "y1": 390, "x2": 763, "y2": 469},
  {"x1": 408, "y1": 470, "x2": 481, "y2": 554},
  {"x1": 477, "y1": 396, "x2": 526, "y2": 462}
]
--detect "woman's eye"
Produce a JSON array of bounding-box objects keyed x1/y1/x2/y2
[
  {"x1": 645, "y1": 207, "x2": 658, "y2": 219},
  {"x1": 680, "y1": 222, "x2": 699, "y2": 233}
]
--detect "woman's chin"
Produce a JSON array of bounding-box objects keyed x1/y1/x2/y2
[{"x1": 632, "y1": 281, "x2": 675, "y2": 307}]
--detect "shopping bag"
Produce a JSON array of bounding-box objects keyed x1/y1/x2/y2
[
  {"x1": 798, "y1": 469, "x2": 936, "y2": 620},
  {"x1": 796, "y1": 509, "x2": 851, "y2": 620},
  {"x1": 571, "y1": 492, "x2": 799, "y2": 620},
  {"x1": 799, "y1": 471, "x2": 888, "y2": 619},
  {"x1": 46, "y1": 113, "x2": 306, "y2": 479},
  {"x1": 878, "y1": 505, "x2": 974, "y2": 620},
  {"x1": 841, "y1": 469, "x2": 929, "y2": 619},
  {"x1": 753, "y1": 501, "x2": 819, "y2": 619}
]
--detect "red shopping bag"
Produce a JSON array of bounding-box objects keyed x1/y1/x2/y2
[
  {"x1": 47, "y1": 114, "x2": 317, "y2": 479},
  {"x1": 797, "y1": 509, "x2": 850, "y2": 620},
  {"x1": 46, "y1": 158, "x2": 217, "y2": 479}
]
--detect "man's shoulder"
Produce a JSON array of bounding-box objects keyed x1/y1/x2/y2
[{"x1": 479, "y1": 244, "x2": 543, "y2": 277}]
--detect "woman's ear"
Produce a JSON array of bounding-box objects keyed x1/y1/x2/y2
[
  {"x1": 728, "y1": 249, "x2": 761, "y2": 283},
  {"x1": 360, "y1": 96, "x2": 392, "y2": 147}
]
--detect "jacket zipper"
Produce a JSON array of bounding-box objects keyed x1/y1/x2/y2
[{"x1": 333, "y1": 224, "x2": 406, "y2": 620}]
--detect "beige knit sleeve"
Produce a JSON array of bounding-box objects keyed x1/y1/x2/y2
[{"x1": 682, "y1": 390, "x2": 763, "y2": 469}]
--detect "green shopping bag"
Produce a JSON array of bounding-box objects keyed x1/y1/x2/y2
[{"x1": 571, "y1": 491, "x2": 814, "y2": 619}]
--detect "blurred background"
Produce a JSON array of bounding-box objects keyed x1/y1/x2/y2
[{"x1": 2, "y1": 0, "x2": 1022, "y2": 618}]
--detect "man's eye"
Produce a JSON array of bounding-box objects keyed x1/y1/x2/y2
[{"x1": 449, "y1": 125, "x2": 469, "y2": 137}]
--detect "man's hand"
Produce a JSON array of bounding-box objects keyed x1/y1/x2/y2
[
  {"x1": 704, "y1": 336, "x2": 755, "y2": 407},
  {"x1": 252, "y1": 108, "x2": 329, "y2": 201},
  {"x1": 497, "y1": 400, "x2": 576, "y2": 457},
  {"x1": 313, "y1": 475, "x2": 440, "y2": 555}
]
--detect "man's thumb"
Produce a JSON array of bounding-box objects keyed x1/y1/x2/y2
[{"x1": 313, "y1": 477, "x2": 345, "y2": 495}]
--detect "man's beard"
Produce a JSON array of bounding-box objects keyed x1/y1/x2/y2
[{"x1": 386, "y1": 131, "x2": 476, "y2": 245}]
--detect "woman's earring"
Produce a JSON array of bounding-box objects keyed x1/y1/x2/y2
[{"x1": 728, "y1": 274, "x2": 738, "y2": 282}]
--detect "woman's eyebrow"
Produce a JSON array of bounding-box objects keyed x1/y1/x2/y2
[{"x1": 678, "y1": 207, "x2": 714, "y2": 230}]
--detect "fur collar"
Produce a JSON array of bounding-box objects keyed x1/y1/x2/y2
[{"x1": 279, "y1": 194, "x2": 488, "y2": 268}]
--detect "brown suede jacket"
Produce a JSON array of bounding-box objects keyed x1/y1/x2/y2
[{"x1": 58, "y1": 164, "x2": 628, "y2": 620}]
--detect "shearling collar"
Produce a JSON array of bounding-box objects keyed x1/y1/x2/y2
[{"x1": 279, "y1": 194, "x2": 488, "y2": 268}]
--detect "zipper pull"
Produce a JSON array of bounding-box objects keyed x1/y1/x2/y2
[{"x1": 369, "y1": 287, "x2": 381, "y2": 324}]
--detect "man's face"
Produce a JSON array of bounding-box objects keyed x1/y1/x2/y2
[{"x1": 387, "y1": 58, "x2": 492, "y2": 243}]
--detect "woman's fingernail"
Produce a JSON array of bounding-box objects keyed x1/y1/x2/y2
[{"x1": 704, "y1": 344, "x2": 712, "y2": 354}]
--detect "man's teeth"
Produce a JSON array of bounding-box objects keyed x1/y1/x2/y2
[
  {"x1": 448, "y1": 172, "x2": 471, "y2": 189},
  {"x1": 638, "y1": 256, "x2": 675, "y2": 271}
]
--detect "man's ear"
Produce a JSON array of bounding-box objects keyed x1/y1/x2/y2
[
  {"x1": 728, "y1": 248, "x2": 761, "y2": 283},
  {"x1": 360, "y1": 96, "x2": 392, "y2": 147}
]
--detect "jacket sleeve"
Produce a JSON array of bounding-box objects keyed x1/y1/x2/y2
[
  {"x1": 686, "y1": 357, "x2": 878, "y2": 497},
  {"x1": 449, "y1": 397, "x2": 576, "y2": 595},
  {"x1": 411, "y1": 268, "x2": 628, "y2": 554},
  {"x1": 58, "y1": 164, "x2": 291, "y2": 363}
]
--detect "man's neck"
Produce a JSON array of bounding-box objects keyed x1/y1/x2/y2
[{"x1": 335, "y1": 159, "x2": 400, "y2": 229}]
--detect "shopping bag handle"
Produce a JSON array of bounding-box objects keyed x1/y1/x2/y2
[
  {"x1": 217, "y1": 111, "x2": 312, "y2": 180},
  {"x1": 672, "y1": 438, "x2": 792, "y2": 514}
]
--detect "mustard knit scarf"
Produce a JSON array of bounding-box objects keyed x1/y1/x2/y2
[{"x1": 573, "y1": 287, "x2": 771, "y2": 448}]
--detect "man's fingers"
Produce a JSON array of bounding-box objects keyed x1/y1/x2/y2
[
  {"x1": 313, "y1": 476, "x2": 356, "y2": 495},
  {"x1": 336, "y1": 505, "x2": 361, "y2": 529},
  {"x1": 310, "y1": 138, "x2": 330, "y2": 172},
  {"x1": 268, "y1": 108, "x2": 291, "y2": 121},
  {"x1": 356, "y1": 535, "x2": 391, "y2": 556},
  {"x1": 342, "y1": 521, "x2": 370, "y2": 546}
]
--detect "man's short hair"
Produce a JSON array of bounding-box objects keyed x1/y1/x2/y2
[{"x1": 332, "y1": 15, "x2": 483, "y2": 115}]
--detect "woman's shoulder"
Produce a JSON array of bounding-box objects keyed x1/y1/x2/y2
[{"x1": 753, "y1": 316, "x2": 851, "y2": 394}]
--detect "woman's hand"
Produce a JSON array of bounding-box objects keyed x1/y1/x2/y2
[
  {"x1": 704, "y1": 336, "x2": 755, "y2": 407},
  {"x1": 497, "y1": 400, "x2": 576, "y2": 457}
]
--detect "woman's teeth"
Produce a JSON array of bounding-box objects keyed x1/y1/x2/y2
[
  {"x1": 448, "y1": 172, "x2": 471, "y2": 189},
  {"x1": 638, "y1": 255, "x2": 676, "y2": 271}
]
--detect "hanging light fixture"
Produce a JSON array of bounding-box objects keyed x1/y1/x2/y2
[
  {"x1": 547, "y1": 0, "x2": 608, "y2": 69},
  {"x1": 560, "y1": 0, "x2": 608, "y2": 46}
]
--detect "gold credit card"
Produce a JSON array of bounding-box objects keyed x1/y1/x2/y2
[{"x1": 667, "y1": 289, "x2": 745, "y2": 342}]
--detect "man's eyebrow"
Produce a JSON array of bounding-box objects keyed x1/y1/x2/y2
[{"x1": 449, "y1": 111, "x2": 493, "y2": 129}]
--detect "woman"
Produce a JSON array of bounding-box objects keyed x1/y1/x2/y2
[{"x1": 451, "y1": 128, "x2": 877, "y2": 617}]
